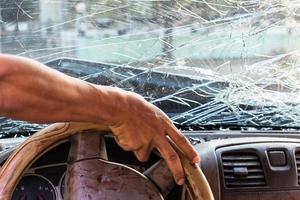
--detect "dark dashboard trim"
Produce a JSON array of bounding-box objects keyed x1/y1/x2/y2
[{"x1": 195, "y1": 137, "x2": 300, "y2": 200}]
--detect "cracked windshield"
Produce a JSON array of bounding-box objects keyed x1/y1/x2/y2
[{"x1": 1, "y1": 0, "x2": 300, "y2": 137}]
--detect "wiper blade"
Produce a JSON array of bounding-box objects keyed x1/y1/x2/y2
[{"x1": 177, "y1": 122, "x2": 300, "y2": 132}]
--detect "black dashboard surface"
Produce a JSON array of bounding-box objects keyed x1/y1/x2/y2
[{"x1": 197, "y1": 137, "x2": 300, "y2": 200}]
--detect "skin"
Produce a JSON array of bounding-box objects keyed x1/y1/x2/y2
[{"x1": 0, "y1": 54, "x2": 200, "y2": 185}]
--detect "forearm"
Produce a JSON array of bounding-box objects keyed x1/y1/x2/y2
[
  {"x1": 0, "y1": 55, "x2": 201, "y2": 185},
  {"x1": 0, "y1": 54, "x2": 122, "y2": 125}
]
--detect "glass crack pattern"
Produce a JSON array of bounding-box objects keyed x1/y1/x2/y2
[{"x1": 1, "y1": 0, "x2": 300, "y2": 137}]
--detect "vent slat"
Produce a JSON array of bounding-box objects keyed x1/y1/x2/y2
[
  {"x1": 295, "y1": 152, "x2": 300, "y2": 185},
  {"x1": 222, "y1": 155, "x2": 258, "y2": 161},
  {"x1": 223, "y1": 161, "x2": 260, "y2": 167},
  {"x1": 224, "y1": 175, "x2": 265, "y2": 179},
  {"x1": 226, "y1": 182, "x2": 266, "y2": 186},
  {"x1": 224, "y1": 169, "x2": 263, "y2": 173},
  {"x1": 221, "y1": 152, "x2": 266, "y2": 188}
]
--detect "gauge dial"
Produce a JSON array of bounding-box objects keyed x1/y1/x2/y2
[
  {"x1": 12, "y1": 175, "x2": 56, "y2": 200},
  {"x1": 59, "y1": 173, "x2": 65, "y2": 198}
]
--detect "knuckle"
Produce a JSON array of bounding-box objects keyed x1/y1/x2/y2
[
  {"x1": 125, "y1": 140, "x2": 141, "y2": 150},
  {"x1": 177, "y1": 134, "x2": 186, "y2": 143},
  {"x1": 174, "y1": 173, "x2": 185, "y2": 181},
  {"x1": 135, "y1": 151, "x2": 149, "y2": 162},
  {"x1": 117, "y1": 139, "x2": 128, "y2": 147},
  {"x1": 132, "y1": 143, "x2": 142, "y2": 151},
  {"x1": 119, "y1": 145, "x2": 132, "y2": 151},
  {"x1": 168, "y1": 152, "x2": 179, "y2": 162},
  {"x1": 173, "y1": 167, "x2": 184, "y2": 177},
  {"x1": 137, "y1": 155, "x2": 148, "y2": 162},
  {"x1": 116, "y1": 140, "x2": 137, "y2": 151},
  {"x1": 171, "y1": 168, "x2": 184, "y2": 181},
  {"x1": 176, "y1": 135, "x2": 188, "y2": 147},
  {"x1": 140, "y1": 139, "x2": 149, "y2": 146}
]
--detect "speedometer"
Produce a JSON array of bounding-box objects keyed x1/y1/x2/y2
[
  {"x1": 59, "y1": 173, "x2": 65, "y2": 198},
  {"x1": 12, "y1": 174, "x2": 56, "y2": 200}
]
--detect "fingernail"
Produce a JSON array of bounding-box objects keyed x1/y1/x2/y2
[
  {"x1": 177, "y1": 178, "x2": 185, "y2": 185},
  {"x1": 193, "y1": 156, "x2": 200, "y2": 164}
]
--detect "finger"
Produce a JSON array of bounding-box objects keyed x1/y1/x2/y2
[
  {"x1": 133, "y1": 146, "x2": 152, "y2": 162},
  {"x1": 155, "y1": 137, "x2": 185, "y2": 185},
  {"x1": 114, "y1": 136, "x2": 132, "y2": 151},
  {"x1": 165, "y1": 122, "x2": 200, "y2": 164}
]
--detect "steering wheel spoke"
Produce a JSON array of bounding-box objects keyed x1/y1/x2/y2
[
  {"x1": 144, "y1": 160, "x2": 175, "y2": 198},
  {"x1": 68, "y1": 132, "x2": 108, "y2": 162}
]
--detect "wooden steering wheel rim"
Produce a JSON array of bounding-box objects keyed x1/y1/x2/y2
[{"x1": 0, "y1": 122, "x2": 214, "y2": 200}]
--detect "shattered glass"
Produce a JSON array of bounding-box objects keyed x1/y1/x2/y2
[{"x1": 1, "y1": 0, "x2": 300, "y2": 137}]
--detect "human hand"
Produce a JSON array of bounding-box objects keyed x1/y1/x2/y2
[{"x1": 108, "y1": 90, "x2": 200, "y2": 185}]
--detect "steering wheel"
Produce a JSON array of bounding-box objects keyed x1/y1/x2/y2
[{"x1": 0, "y1": 122, "x2": 214, "y2": 200}]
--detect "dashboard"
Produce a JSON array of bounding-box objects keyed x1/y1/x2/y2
[
  {"x1": 10, "y1": 142, "x2": 70, "y2": 200},
  {"x1": 1, "y1": 131, "x2": 300, "y2": 200},
  {"x1": 197, "y1": 136, "x2": 300, "y2": 200}
]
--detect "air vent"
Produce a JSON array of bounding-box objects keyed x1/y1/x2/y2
[
  {"x1": 295, "y1": 151, "x2": 300, "y2": 185},
  {"x1": 221, "y1": 152, "x2": 266, "y2": 188}
]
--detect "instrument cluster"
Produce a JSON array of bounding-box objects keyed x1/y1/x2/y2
[{"x1": 12, "y1": 164, "x2": 67, "y2": 200}]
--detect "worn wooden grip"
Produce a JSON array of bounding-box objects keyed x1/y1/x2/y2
[
  {"x1": 0, "y1": 122, "x2": 214, "y2": 200},
  {"x1": 173, "y1": 144, "x2": 215, "y2": 200}
]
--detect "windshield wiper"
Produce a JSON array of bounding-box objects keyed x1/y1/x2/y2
[{"x1": 176, "y1": 123, "x2": 300, "y2": 132}]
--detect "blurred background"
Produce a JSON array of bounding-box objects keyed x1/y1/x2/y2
[{"x1": 0, "y1": 0, "x2": 300, "y2": 74}]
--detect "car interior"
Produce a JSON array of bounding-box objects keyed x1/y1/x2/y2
[{"x1": 0, "y1": 0, "x2": 300, "y2": 199}]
